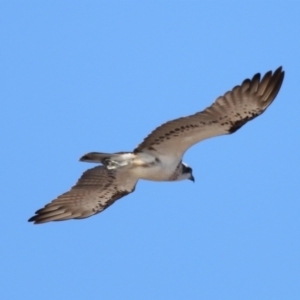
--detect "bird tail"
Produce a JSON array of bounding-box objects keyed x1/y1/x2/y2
[{"x1": 79, "y1": 152, "x2": 135, "y2": 169}]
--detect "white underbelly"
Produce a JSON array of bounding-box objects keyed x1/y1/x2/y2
[{"x1": 130, "y1": 153, "x2": 180, "y2": 181}]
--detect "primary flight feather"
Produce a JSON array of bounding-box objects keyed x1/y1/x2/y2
[{"x1": 29, "y1": 67, "x2": 284, "y2": 224}]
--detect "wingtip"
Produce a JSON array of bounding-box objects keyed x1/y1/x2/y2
[
  {"x1": 28, "y1": 215, "x2": 39, "y2": 224},
  {"x1": 276, "y1": 65, "x2": 284, "y2": 73},
  {"x1": 273, "y1": 66, "x2": 284, "y2": 78}
]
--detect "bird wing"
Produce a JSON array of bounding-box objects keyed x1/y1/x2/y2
[
  {"x1": 28, "y1": 166, "x2": 138, "y2": 224},
  {"x1": 134, "y1": 67, "x2": 284, "y2": 160}
]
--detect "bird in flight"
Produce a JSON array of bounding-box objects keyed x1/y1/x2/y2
[{"x1": 29, "y1": 67, "x2": 284, "y2": 224}]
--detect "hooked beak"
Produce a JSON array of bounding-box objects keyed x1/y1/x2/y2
[{"x1": 189, "y1": 174, "x2": 195, "y2": 182}]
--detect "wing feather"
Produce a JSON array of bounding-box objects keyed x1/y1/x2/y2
[
  {"x1": 134, "y1": 67, "x2": 284, "y2": 159},
  {"x1": 28, "y1": 166, "x2": 138, "y2": 224}
]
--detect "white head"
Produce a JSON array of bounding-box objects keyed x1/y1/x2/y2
[{"x1": 177, "y1": 162, "x2": 195, "y2": 182}]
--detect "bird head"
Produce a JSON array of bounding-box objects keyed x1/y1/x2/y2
[{"x1": 178, "y1": 162, "x2": 195, "y2": 182}]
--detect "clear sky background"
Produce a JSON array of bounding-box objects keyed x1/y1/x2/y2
[{"x1": 1, "y1": 2, "x2": 299, "y2": 299}]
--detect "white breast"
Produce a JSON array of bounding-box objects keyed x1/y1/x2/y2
[{"x1": 130, "y1": 152, "x2": 180, "y2": 181}]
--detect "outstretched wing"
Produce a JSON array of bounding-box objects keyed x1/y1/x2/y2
[
  {"x1": 135, "y1": 67, "x2": 284, "y2": 159},
  {"x1": 28, "y1": 166, "x2": 138, "y2": 224}
]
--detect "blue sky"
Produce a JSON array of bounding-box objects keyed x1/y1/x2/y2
[{"x1": 1, "y1": 1, "x2": 300, "y2": 299}]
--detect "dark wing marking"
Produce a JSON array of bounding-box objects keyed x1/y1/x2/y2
[
  {"x1": 28, "y1": 166, "x2": 138, "y2": 224},
  {"x1": 134, "y1": 67, "x2": 284, "y2": 159}
]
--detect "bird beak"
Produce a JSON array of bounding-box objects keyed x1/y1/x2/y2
[{"x1": 189, "y1": 174, "x2": 195, "y2": 182}]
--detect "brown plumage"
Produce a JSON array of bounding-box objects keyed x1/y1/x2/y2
[
  {"x1": 29, "y1": 67, "x2": 284, "y2": 224},
  {"x1": 29, "y1": 166, "x2": 137, "y2": 224},
  {"x1": 134, "y1": 67, "x2": 284, "y2": 159}
]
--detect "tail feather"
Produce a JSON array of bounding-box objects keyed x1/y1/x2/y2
[
  {"x1": 79, "y1": 152, "x2": 135, "y2": 169},
  {"x1": 79, "y1": 152, "x2": 114, "y2": 163}
]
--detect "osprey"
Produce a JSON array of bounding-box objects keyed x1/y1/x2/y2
[{"x1": 29, "y1": 67, "x2": 284, "y2": 224}]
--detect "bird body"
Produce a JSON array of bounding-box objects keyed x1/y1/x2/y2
[
  {"x1": 82, "y1": 151, "x2": 186, "y2": 181},
  {"x1": 29, "y1": 67, "x2": 285, "y2": 224}
]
